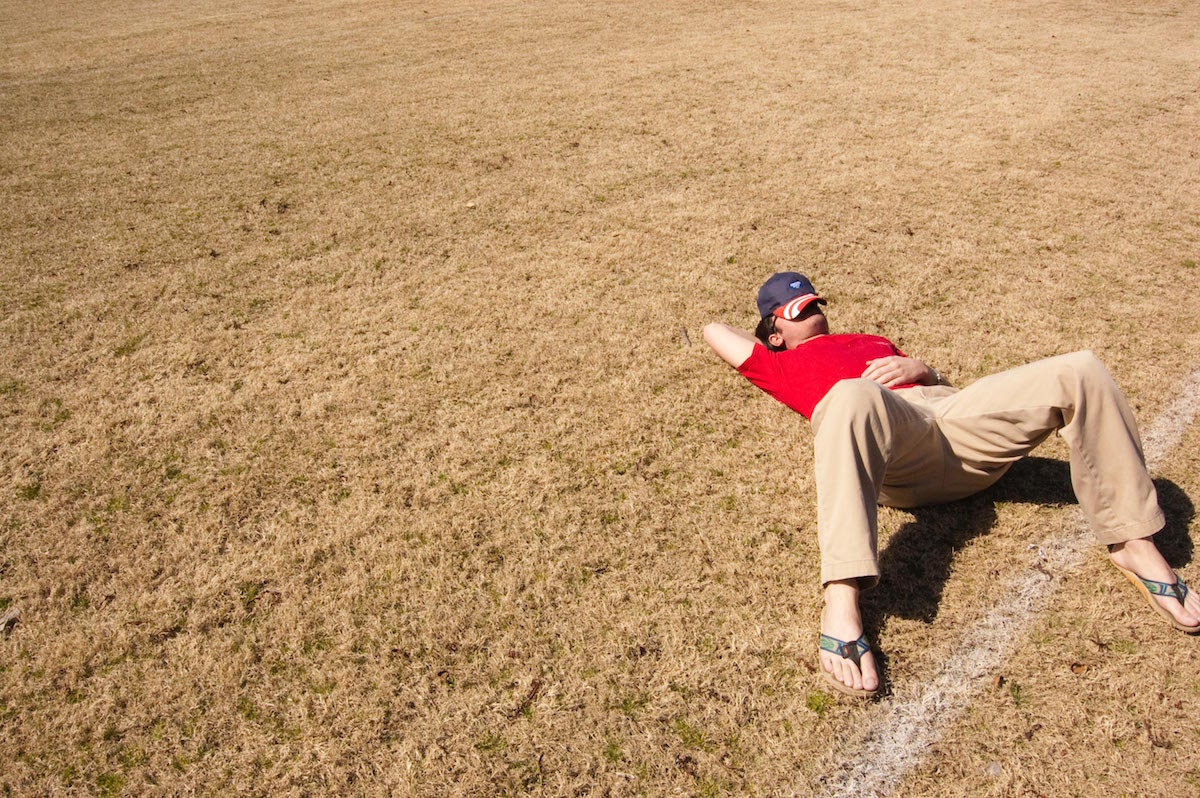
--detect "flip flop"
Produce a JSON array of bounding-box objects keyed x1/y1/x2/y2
[
  {"x1": 1111, "y1": 562, "x2": 1200, "y2": 634},
  {"x1": 818, "y1": 632, "x2": 879, "y2": 697}
]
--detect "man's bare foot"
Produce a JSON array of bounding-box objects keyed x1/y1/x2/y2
[
  {"x1": 1109, "y1": 537, "x2": 1200, "y2": 630},
  {"x1": 819, "y1": 579, "x2": 880, "y2": 695}
]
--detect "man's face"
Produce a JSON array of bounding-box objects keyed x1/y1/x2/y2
[{"x1": 770, "y1": 302, "x2": 828, "y2": 350}]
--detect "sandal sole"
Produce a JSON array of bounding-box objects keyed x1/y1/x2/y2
[
  {"x1": 1112, "y1": 561, "x2": 1200, "y2": 634},
  {"x1": 819, "y1": 663, "x2": 879, "y2": 698}
]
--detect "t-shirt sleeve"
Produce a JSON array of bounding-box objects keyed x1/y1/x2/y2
[{"x1": 734, "y1": 343, "x2": 782, "y2": 394}]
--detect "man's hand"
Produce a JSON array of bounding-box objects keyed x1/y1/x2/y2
[{"x1": 861, "y1": 356, "x2": 938, "y2": 388}]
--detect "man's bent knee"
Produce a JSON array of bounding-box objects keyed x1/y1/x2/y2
[{"x1": 1058, "y1": 350, "x2": 1110, "y2": 382}]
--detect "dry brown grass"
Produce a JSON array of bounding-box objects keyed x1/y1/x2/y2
[{"x1": 3, "y1": 0, "x2": 1200, "y2": 794}]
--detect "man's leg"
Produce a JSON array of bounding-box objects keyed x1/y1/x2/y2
[
  {"x1": 927, "y1": 351, "x2": 1198, "y2": 628},
  {"x1": 810, "y1": 379, "x2": 942, "y2": 586},
  {"x1": 810, "y1": 379, "x2": 944, "y2": 693}
]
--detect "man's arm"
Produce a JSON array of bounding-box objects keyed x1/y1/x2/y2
[{"x1": 702, "y1": 323, "x2": 758, "y2": 368}]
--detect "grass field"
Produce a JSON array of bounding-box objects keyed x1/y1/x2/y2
[{"x1": 3, "y1": 0, "x2": 1200, "y2": 794}]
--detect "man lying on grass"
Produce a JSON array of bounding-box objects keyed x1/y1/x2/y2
[{"x1": 703, "y1": 272, "x2": 1200, "y2": 698}]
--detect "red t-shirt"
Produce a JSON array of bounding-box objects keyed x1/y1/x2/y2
[{"x1": 735, "y1": 333, "x2": 915, "y2": 420}]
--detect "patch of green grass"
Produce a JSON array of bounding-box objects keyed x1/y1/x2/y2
[
  {"x1": 96, "y1": 772, "x2": 124, "y2": 796},
  {"x1": 1111, "y1": 638, "x2": 1137, "y2": 655},
  {"x1": 39, "y1": 397, "x2": 71, "y2": 430},
  {"x1": 1182, "y1": 258, "x2": 1196, "y2": 269},
  {"x1": 1008, "y1": 681, "x2": 1027, "y2": 707},
  {"x1": 239, "y1": 580, "x2": 266, "y2": 610},
  {"x1": 16, "y1": 478, "x2": 41, "y2": 500},
  {"x1": 1029, "y1": 629, "x2": 1051, "y2": 647},
  {"x1": 673, "y1": 718, "x2": 711, "y2": 751},
  {"x1": 85, "y1": 510, "x2": 110, "y2": 539},
  {"x1": 618, "y1": 693, "x2": 649, "y2": 716},
  {"x1": 112, "y1": 333, "x2": 146, "y2": 357},
  {"x1": 0, "y1": 379, "x2": 22, "y2": 396},
  {"x1": 303, "y1": 635, "x2": 332, "y2": 655},
  {"x1": 506, "y1": 757, "x2": 543, "y2": 790},
  {"x1": 119, "y1": 744, "x2": 146, "y2": 768},
  {"x1": 806, "y1": 691, "x2": 833, "y2": 717},
  {"x1": 723, "y1": 732, "x2": 745, "y2": 764},
  {"x1": 603, "y1": 740, "x2": 622, "y2": 763},
  {"x1": 238, "y1": 696, "x2": 259, "y2": 720},
  {"x1": 485, "y1": 583, "x2": 501, "y2": 605},
  {"x1": 697, "y1": 778, "x2": 731, "y2": 798},
  {"x1": 474, "y1": 731, "x2": 505, "y2": 751}
]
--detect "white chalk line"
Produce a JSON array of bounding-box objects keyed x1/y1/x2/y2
[{"x1": 815, "y1": 365, "x2": 1200, "y2": 798}]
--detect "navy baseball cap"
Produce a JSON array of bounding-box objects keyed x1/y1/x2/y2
[{"x1": 756, "y1": 272, "x2": 826, "y2": 320}]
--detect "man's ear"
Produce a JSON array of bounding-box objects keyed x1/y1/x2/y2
[{"x1": 767, "y1": 331, "x2": 784, "y2": 348}]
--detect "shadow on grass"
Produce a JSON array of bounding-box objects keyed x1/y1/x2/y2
[{"x1": 858, "y1": 456, "x2": 1194, "y2": 684}]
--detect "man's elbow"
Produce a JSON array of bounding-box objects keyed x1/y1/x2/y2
[{"x1": 701, "y1": 323, "x2": 724, "y2": 349}]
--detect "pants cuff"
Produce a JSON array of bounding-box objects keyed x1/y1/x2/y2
[
  {"x1": 1092, "y1": 510, "x2": 1166, "y2": 546},
  {"x1": 821, "y1": 559, "x2": 880, "y2": 589}
]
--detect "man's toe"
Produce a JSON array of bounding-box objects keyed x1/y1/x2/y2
[
  {"x1": 829, "y1": 657, "x2": 856, "y2": 689},
  {"x1": 1169, "y1": 590, "x2": 1200, "y2": 626},
  {"x1": 859, "y1": 657, "x2": 878, "y2": 690}
]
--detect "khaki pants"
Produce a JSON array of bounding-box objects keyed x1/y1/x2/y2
[{"x1": 809, "y1": 351, "x2": 1164, "y2": 586}]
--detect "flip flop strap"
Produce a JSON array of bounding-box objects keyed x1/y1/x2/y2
[
  {"x1": 1140, "y1": 573, "x2": 1189, "y2": 605},
  {"x1": 819, "y1": 633, "x2": 871, "y2": 670}
]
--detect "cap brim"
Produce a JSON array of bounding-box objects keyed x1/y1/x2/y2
[{"x1": 773, "y1": 294, "x2": 825, "y2": 320}]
